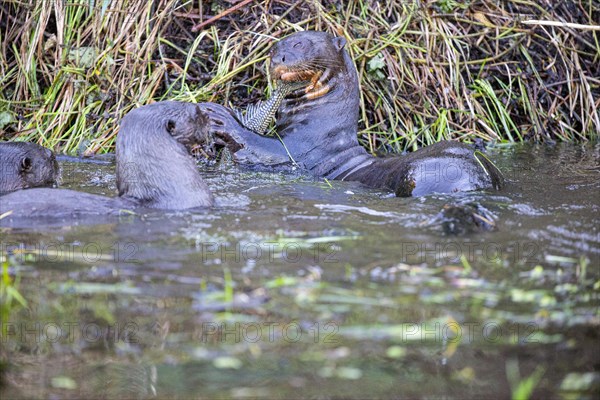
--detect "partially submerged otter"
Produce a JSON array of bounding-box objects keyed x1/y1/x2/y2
[
  {"x1": 115, "y1": 101, "x2": 213, "y2": 209},
  {"x1": 0, "y1": 102, "x2": 213, "y2": 221},
  {"x1": 210, "y1": 31, "x2": 504, "y2": 196},
  {"x1": 0, "y1": 142, "x2": 60, "y2": 194}
]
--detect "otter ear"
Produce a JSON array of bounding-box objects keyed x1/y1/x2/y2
[
  {"x1": 166, "y1": 119, "x2": 176, "y2": 134},
  {"x1": 20, "y1": 157, "x2": 32, "y2": 172},
  {"x1": 333, "y1": 37, "x2": 346, "y2": 51}
]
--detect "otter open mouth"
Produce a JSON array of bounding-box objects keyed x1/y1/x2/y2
[
  {"x1": 272, "y1": 65, "x2": 317, "y2": 82},
  {"x1": 271, "y1": 65, "x2": 331, "y2": 100}
]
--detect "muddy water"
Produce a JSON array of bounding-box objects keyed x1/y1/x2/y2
[{"x1": 1, "y1": 143, "x2": 598, "y2": 399}]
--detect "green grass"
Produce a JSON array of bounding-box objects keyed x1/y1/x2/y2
[
  {"x1": 0, "y1": 259, "x2": 28, "y2": 326},
  {"x1": 0, "y1": 0, "x2": 598, "y2": 154}
]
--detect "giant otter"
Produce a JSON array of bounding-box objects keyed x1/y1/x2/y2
[
  {"x1": 0, "y1": 142, "x2": 60, "y2": 194},
  {"x1": 208, "y1": 31, "x2": 504, "y2": 196},
  {"x1": 0, "y1": 102, "x2": 213, "y2": 220}
]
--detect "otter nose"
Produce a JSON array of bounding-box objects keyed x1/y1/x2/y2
[{"x1": 271, "y1": 52, "x2": 286, "y2": 65}]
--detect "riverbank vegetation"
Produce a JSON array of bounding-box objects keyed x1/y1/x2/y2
[{"x1": 0, "y1": 0, "x2": 598, "y2": 154}]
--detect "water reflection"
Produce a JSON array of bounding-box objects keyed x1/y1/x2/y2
[{"x1": 1, "y1": 143, "x2": 599, "y2": 398}]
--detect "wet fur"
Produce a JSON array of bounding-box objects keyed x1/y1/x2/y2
[
  {"x1": 210, "y1": 31, "x2": 503, "y2": 196},
  {"x1": 116, "y1": 101, "x2": 213, "y2": 209},
  {"x1": 1, "y1": 102, "x2": 213, "y2": 220},
  {"x1": 0, "y1": 142, "x2": 60, "y2": 194}
]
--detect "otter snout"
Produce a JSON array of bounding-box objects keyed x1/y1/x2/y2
[
  {"x1": 269, "y1": 38, "x2": 312, "y2": 80},
  {"x1": 270, "y1": 40, "x2": 305, "y2": 65}
]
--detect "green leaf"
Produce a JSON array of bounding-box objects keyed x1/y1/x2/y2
[
  {"x1": 368, "y1": 53, "x2": 385, "y2": 72},
  {"x1": 51, "y1": 376, "x2": 77, "y2": 390},
  {"x1": 0, "y1": 111, "x2": 13, "y2": 130}
]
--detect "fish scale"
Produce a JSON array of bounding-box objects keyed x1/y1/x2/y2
[{"x1": 235, "y1": 81, "x2": 306, "y2": 135}]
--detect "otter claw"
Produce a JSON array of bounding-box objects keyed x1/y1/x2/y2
[
  {"x1": 214, "y1": 131, "x2": 243, "y2": 153},
  {"x1": 304, "y1": 83, "x2": 331, "y2": 100},
  {"x1": 305, "y1": 70, "x2": 324, "y2": 92}
]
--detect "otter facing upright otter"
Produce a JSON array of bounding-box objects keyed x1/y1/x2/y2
[
  {"x1": 0, "y1": 102, "x2": 213, "y2": 221},
  {"x1": 116, "y1": 101, "x2": 213, "y2": 209},
  {"x1": 210, "y1": 31, "x2": 504, "y2": 196},
  {"x1": 1, "y1": 31, "x2": 504, "y2": 225}
]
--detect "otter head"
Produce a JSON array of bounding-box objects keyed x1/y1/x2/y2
[
  {"x1": 270, "y1": 31, "x2": 348, "y2": 101},
  {"x1": 165, "y1": 105, "x2": 216, "y2": 158},
  {"x1": 25, "y1": 146, "x2": 60, "y2": 187},
  {"x1": 0, "y1": 142, "x2": 60, "y2": 193}
]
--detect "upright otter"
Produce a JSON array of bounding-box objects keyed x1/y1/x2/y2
[
  {"x1": 0, "y1": 102, "x2": 213, "y2": 220},
  {"x1": 209, "y1": 31, "x2": 503, "y2": 196},
  {"x1": 0, "y1": 142, "x2": 60, "y2": 194}
]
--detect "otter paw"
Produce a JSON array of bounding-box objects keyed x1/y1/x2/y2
[
  {"x1": 197, "y1": 102, "x2": 257, "y2": 153},
  {"x1": 214, "y1": 131, "x2": 243, "y2": 153},
  {"x1": 304, "y1": 83, "x2": 331, "y2": 100}
]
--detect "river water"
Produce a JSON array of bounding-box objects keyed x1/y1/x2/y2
[{"x1": 1, "y1": 143, "x2": 598, "y2": 398}]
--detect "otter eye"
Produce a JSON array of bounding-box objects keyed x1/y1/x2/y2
[
  {"x1": 21, "y1": 157, "x2": 32, "y2": 172},
  {"x1": 166, "y1": 119, "x2": 176, "y2": 134},
  {"x1": 293, "y1": 41, "x2": 303, "y2": 49}
]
